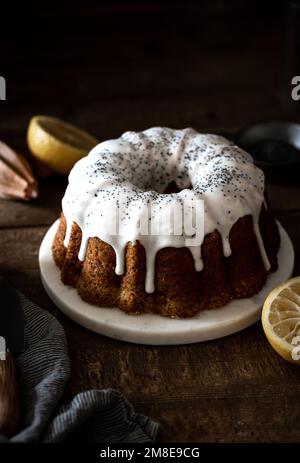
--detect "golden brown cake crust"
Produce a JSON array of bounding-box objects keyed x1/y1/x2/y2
[{"x1": 52, "y1": 203, "x2": 280, "y2": 318}]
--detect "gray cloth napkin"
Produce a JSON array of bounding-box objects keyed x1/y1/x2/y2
[{"x1": 6, "y1": 292, "x2": 159, "y2": 443}]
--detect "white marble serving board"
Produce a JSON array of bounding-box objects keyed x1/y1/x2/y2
[{"x1": 39, "y1": 220, "x2": 294, "y2": 345}]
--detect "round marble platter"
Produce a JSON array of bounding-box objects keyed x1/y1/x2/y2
[{"x1": 39, "y1": 220, "x2": 294, "y2": 346}]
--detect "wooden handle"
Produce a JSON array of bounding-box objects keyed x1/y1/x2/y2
[{"x1": 0, "y1": 353, "x2": 21, "y2": 437}]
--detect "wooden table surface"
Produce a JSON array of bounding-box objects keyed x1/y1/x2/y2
[{"x1": 1, "y1": 2, "x2": 300, "y2": 442}]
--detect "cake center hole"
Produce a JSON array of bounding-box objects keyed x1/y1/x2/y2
[{"x1": 163, "y1": 181, "x2": 192, "y2": 194}]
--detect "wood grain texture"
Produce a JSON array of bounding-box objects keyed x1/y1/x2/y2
[
  {"x1": 0, "y1": 2, "x2": 300, "y2": 442},
  {"x1": 0, "y1": 353, "x2": 21, "y2": 437}
]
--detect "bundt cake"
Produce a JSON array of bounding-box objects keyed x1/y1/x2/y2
[{"x1": 52, "y1": 127, "x2": 280, "y2": 318}]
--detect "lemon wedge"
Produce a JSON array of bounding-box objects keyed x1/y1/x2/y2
[
  {"x1": 27, "y1": 116, "x2": 98, "y2": 175},
  {"x1": 262, "y1": 276, "x2": 300, "y2": 364}
]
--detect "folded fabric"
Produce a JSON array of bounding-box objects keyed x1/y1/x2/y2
[{"x1": 5, "y1": 292, "x2": 158, "y2": 443}]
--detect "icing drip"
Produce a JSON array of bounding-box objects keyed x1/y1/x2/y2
[
  {"x1": 62, "y1": 127, "x2": 269, "y2": 293},
  {"x1": 253, "y1": 220, "x2": 271, "y2": 271}
]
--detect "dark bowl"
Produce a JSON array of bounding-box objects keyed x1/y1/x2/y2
[{"x1": 235, "y1": 121, "x2": 300, "y2": 183}]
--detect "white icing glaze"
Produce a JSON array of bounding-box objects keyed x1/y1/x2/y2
[{"x1": 62, "y1": 127, "x2": 270, "y2": 293}]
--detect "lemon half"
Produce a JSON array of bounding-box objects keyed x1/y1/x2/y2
[
  {"x1": 27, "y1": 115, "x2": 98, "y2": 175},
  {"x1": 262, "y1": 276, "x2": 300, "y2": 364}
]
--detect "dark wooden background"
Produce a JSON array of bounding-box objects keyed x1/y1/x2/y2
[{"x1": 1, "y1": 1, "x2": 300, "y2": 442}]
